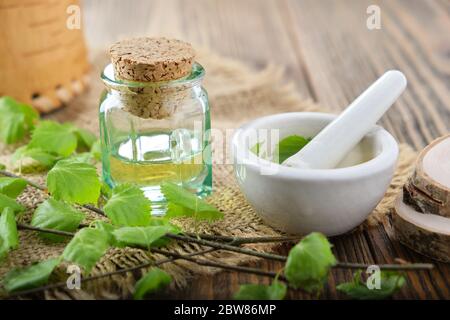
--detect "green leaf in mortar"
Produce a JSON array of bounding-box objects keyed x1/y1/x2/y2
[
  {"x1": 250, "y1": 142, "x2": 263, "y2": 156},
  {"x1": 273, "y1": 135, "x2": 310, "y2": 164}
]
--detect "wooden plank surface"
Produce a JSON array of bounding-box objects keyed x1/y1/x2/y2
[{"x1": 80, "y1": 0, "x2": 450, "y2": 299}]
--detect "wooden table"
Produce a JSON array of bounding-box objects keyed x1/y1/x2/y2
[{"x1": 81, "y1": 0, "x2": 450, "y2": 299}]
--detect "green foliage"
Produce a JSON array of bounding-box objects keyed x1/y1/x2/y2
[
  {"x1": 0, "y1": 163, "x2": 5, "y2": 170},
  {"x1": 31, "y1": 121, "x2": 97, "y2": 155},
  {"x1": 31, "y1": 198, "x2": 85, "y2": 242},
  {"x1": 90, "y1": 140, "x2": 102, "y2": 161},
  {"x1": 147, "y1": 217, "x2": 181, "y2": 231},
  {"x1": 146, "y1": 218, "x2": 181, "y2": 247},
  {"x1": 12, "y1": 146, "x2": 61, "y2": 168},
  {"x1": 0, "y1": 97, "x2": 38, "y2": 129},
  {"x1": 66, "y1": 152, "x2": 95, "y2": 164},
  {"x1": 0, "y1": 97, "x2": 99, "y2": 166},
  {"x1": 73, "y1": 127, "x2": 97, "y2": 151},
  {"x1": 28, "y1": 121, "x2": 78, "y2": 157},
  {"x1": 2, "y1": 258, "x2": 61, "y2": 293},
  {"x1": 161, "y1": 182, "x2": 223, "y2": 221},
  {"x1": 133, "y1": 268, "x2": 172, "y2": 300},
  {"x1": 62, "y1": 228, "x2": 109, "y2": 273},
  {"x1": 337, "y1": 270, "x2": 406, "y2": 300},
  {"x1": 0, "y1": 177, "x2": 27, "y2": 198},
  {"x1": 100, "y1": 182, "x2": 112, "y2": 199},
  {"x1": 10, "y1": 119, "x2": 99, "y2": 168},
  {"x1": 92, "y1": 221, "x2": 121, "y2": 246},
  {"x1": 103, "y1": 184, "x2": 151, "y2": 227},
  {"x1": 93, "y1": 220, "x2": 172, "y2": 248},
  {"x1": 112, "y1": 225, "x2": 173, "y2": 249},
  {"x1": 0, "y1": 193, "x2": 25, "y2": 214},
  {"x1": 0, "y1": 208, "x2": 19, "y2": 260},
  {"x1": 284, "y1": 232, "x2": 336, "y2": 293},
  {"x1": 249, "y1": 141, "x2": 270, "y2": 159},
  {"x1": 250, "y1": 142, "x2": 263, "y2": 157},
  {"x1": 47, "y1": 159, "x2": 101, "y2": 204},
  {"x1": 0, "y1": 106, "x2": 412, "y2": 299},
  {"x1": 273, "y1": 135, "x2": 310, "y2": 164},
  {"x1": 0, "y1": 97, "x2": 38, "y2": 144},
  {"x1": 234, "y1": 280, "x2": 287, "y2": 300},
  {"x1": 0, "y1": 112, "x2": 25, "y2": 144}
]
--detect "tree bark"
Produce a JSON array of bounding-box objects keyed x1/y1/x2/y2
[
  {"x1": 403, "y1": 135, "x2": 450, "y2": 218},
  {"x1": 393, "y1": 194, "x2": 450, "y2": 263}
]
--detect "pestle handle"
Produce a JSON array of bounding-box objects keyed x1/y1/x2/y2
[{"x1": 283, "y1": 70, "x2": 407, "y2": 169}]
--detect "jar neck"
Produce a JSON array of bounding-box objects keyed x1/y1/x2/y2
[
  {"x1": 101, "y1": 62, "x2": 205, "y2": 93},
  {"x1": 101, "y1": 63, "x2": 205, "y2": 120}
]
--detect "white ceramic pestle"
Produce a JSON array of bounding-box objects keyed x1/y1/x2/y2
[{"x1": 282, "y1": 70, "x2": 407, "y2": 169}]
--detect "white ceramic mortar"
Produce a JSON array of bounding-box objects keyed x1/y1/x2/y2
[{"x1": 232, "y1": 112, "x2": 399, "y2": 236}]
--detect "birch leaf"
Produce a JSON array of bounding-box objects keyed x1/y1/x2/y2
[{"x1": 47, "y1": 160, "x2": 101, "y2": 204}]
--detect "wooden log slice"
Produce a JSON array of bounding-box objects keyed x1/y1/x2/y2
[
  {"x1": 403, "y1": 134, "x2": 450, "y2": 218},
  {"x1": 393, "y1": 194, "x2": 450, "y2": 263}
]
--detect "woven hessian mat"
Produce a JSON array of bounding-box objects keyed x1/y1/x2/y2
[{"x1": 0, "y1": 49, "x2": 417, "y2": 299}]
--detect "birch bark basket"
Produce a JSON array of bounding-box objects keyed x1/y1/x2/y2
[{"x1": 0, "y1": 0, "x2": 90, "y2": 112}]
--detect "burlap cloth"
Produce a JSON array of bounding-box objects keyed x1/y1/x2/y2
[{"x1": 0, "y1": 50, "x2": 417, "y2": 299}]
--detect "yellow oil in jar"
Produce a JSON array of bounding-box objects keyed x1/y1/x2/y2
[
  {"x1": 107, "y1": 130, "x2": 207, "y2": 187},
  {"x1": 109, "y1": 152, "x2": 205, "y2": 186}
]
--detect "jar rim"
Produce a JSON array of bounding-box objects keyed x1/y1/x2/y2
[{"x1": 101, "y1": 62, "x2": 205, "y2": 89}]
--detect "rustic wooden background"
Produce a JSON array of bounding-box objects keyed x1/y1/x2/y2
[{"x1": 81, "y1": 0, "x2": 450, "y2": 299}]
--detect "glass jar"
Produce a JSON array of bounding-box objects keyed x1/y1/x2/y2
[{"x1": 99, "y1": 62, "x2": 212, "y2": 215}]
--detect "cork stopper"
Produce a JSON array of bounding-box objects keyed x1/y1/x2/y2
[{"x1": 110, "y1": 37, "x2": 195, "y2": 82}]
